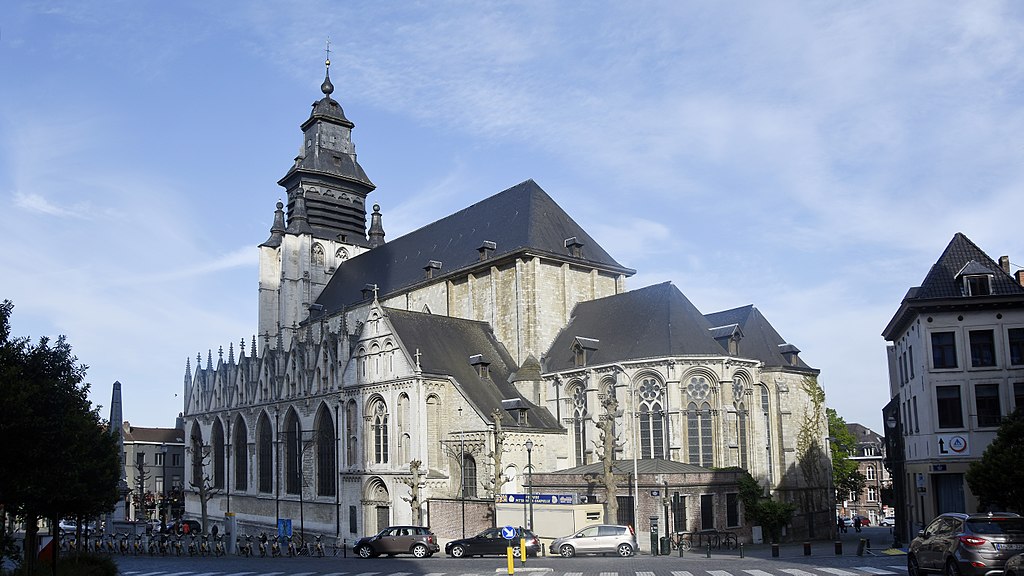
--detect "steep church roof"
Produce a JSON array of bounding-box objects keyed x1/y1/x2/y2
[
  {"x1": 384, "y1": 307, "x2": 560, "y2": 431},
  {"x1": 542, "y1": 282, "x2": 725, "y2": 372},
  {"x1": 704, "y1": 304, "x2": 816, "y2": 371},
  {"x1": 314, "y1": 180, "x2": 634, "y2": 313}
]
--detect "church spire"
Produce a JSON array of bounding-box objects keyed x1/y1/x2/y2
[
  {"x1": 277, "y1": 51, "x2": 375, "y2": 245},
  {"x1": 368, "y1": 203, "x2": 385, "y2": 247}
]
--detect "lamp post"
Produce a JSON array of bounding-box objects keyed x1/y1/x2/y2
[
  {"x1": 525, "y1": 439, "x2": 534, "y2": 531},
  {"x1": 827, "y1": 435, "x2": 837, "y2": 540},
  {"x1": 459, "y1": 406, "x2": 465, "y2": 538},
  {"x1": 160, "y1": 444, "x2": 168, "y2": 529},
  {"x1": 883, "y1": 400, "x2": 905, "y2": 549}
]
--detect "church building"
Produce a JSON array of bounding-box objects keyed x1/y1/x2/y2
[{"x1": 181, "y1": 60, "x2": 831, "y2": 545}]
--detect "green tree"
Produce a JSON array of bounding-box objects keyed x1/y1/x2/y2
[
  {"x1": 0, "y1": 300, "x2": 120, "y2": 570},
  {"x1": 737, "y1": 470, "x2": 795, "y2": 543},
  {"x1": 827, "y1": 408, "x2": 865, "y2": 504},
  {"x1": 966, "y1": 409, "x2": 1024, "y2": 513}
]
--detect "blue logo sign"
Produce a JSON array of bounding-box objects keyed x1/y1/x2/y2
[
  {"x1": 278, "y1": 519, "x2": 292, "y2": 537},
  {"x1": 501, "y1": 526, "x2": 518, "y2": 540}
]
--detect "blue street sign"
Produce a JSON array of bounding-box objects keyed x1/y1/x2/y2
[
  {"x1": 501, "y1": 526, "x2": 518, "y2": 540},
  {"x1": 278, "y1": 519, "x2": 292, "y2": 538}
]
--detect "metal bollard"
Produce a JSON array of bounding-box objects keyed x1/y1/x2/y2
[
  {"x1": 804, "y1": 541, "x2": 811, "y2": 556},
  {"x1": 835, "y1": 540, "x2": 843, "y2": 555},
  {"x1": 678, "y1": 538, "x2": 684, "y2": 558},
  {"x1": 772, "y1": 543, "x2": 780, "y2": 558},
  {"x1": 856, "y1": 538, "x2": 866, "y2": 557},
  {"x1": 739, "y1": 543, "x2": 744, "y2": 558},
  {"x1": 707, "y1": 543, "x2": 712, "y2": 558},
  {"x1": 343, "y1": 538, "x2": 347, "y2": 558}
]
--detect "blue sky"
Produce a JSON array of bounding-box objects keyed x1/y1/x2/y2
[{"x1": 2, "y1": 1, "x2": 1023, "y2": 432}]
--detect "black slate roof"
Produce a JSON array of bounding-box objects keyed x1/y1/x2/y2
[
  {"x1": 914, "y1": 232, "x2": 1024, "y2": 299},
  {"x1": 314, "y1": 180, "x2": 634, "y2": 314},
  {"x1": 384, "y1": 307, "x2": 560, "y2": 431},
  {"x1": 704, "y1": 305, "x2": 816, "y2": 371},
  {"x1": 542, "y1": 282, "x2": 726, "y2": 372}
]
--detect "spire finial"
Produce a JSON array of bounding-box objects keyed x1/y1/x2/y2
[{"x1": 321, "y1": 39, "x2": 335, "y2": 97}]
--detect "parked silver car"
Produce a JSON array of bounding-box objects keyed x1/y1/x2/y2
[
  {"x1": 549, "y1": 524, "x2": 637, "y2": 557},
  {"x1": 908, "y1": 512, "x2": 1024, "y2": 576}
]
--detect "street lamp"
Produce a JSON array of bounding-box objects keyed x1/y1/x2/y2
[
  {"x1": 459, "y1": 406, "x2": 465, "y2": 538},
  {"x1": 160, "y1": 444, "x2": 168, "y2": 529},
  {"x1": 884, "y1": 405, "x2": 905, "y2": 549},
  {"x1": 525, "y1": 439, "x2": 534, "y2": 531},
  {"x1": 827, "y1": 435, "x2": 838, "y2": 540}
]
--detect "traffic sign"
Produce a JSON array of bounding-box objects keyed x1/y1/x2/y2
[{"x1": 501, "y1": 525, "x2": 518, "y2": 540}]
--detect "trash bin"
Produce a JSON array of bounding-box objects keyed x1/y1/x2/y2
[{"x1": 660, "y1": 536, "x2": 671, "y2": 556}]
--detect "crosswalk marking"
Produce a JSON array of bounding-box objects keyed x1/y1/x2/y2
[
  {"x1": 780, "y1": 569, "x2": 819, "y2": 576},
  {"x1": 887, "y1": 567, "x2": 909, "y2": 572},
  {"x1": 819, "y1": 569, "x2": 860, "y2": 576},
  {"x1": 352, "y1": 573, "x2": 379, "y2": 576},
  {"x1": 854, "y1": 568, "x2": 898, "y2": 574},
  {"x1": 709, "y1": 570, "x2": 735, "y2": 576},
  {"x1": 745, "y1": 570, "x2": 777, "y2": 576},
  {"x1": 320, "y1": 573, "x2": 348, "y2": 576},
  {"x1": 563, "y1": 572, "x2": 583, "y2": 576},
  {"x1": 638, "y1": 572, "x2": 656, "y2": 576},
  {"x1": 223, "y1": 572, "x2": 257, "y2": 576},
  {"x1": 671, "y1": 571, "x2": 694, "y2": 576},
  {"x1": 601, "y1": 572, "x2": 620, "y2": 576},
  {"x1": 192, "y1": 572, "x2": 224, "y2": 576},
  {"x1": 422, "y1": 573, "x2": 446, "y2": 576},
  {"x1": 387, "y1": 573, "x2": 412, "y2": 576},
  {"x1": 289, "y1": 573, "x2": 316, "y2": 576}
]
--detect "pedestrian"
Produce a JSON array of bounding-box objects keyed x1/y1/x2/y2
[
  {"x1": 838, "y1": 516, "x2": 848, "y2": 533},
  {"x1": 854, "y1": 516, "x2": 862, "y2": 533},
  {"x1": 212, "y1": 524, "x2": 219, "y2": 538}
]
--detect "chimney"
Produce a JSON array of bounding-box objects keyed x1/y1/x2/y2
[
  {"x1": 999, "y1": 256, "x2": 1011, "y2": 274},
  {"x1": 1016, "y1": 270, "x2": 1024, "y2": 287}
]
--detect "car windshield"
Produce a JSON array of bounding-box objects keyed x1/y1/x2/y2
[{"x1": 966, "y1": 518, "x2": 1024, "y2": 534}]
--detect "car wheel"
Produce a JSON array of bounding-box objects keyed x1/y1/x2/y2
[
  {"x1": 357, "y1": 545, "x2": 374, "y2": 558},
  {"x1": 617, "y1": 543, "x2": 634, "y2": 557},
  {"x1": 450, "y1": 544, "x2": 466, "y2": 558},
  {"x1": 908, "y1": 555, "x2": 921, "y2": 576},
  {"x1": 412, "y1": 544, "x2": 429, "y2": 558},
  {"x1": 946, "y1": 559, "x2": 962, "y2": 576},
  {"x1": 559, "y1": 544, "x2": 576, "y2": 558}
]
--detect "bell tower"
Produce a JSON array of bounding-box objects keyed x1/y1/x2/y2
[{"x1": 258, "y1": 52, "x2": 379, "y2": 346}]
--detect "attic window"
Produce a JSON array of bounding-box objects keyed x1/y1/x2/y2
[
  {"x1": 478, "y1": 241, "x2": 496, "y2": 261},
  {"x1": 571, "y1": 337, "x2": 599, "y2": 367},
  {"x1": 963, "y1": 275, "x2": 991, "y2": 296},
  {"x1": 778, "y1": 343, "x2": 800, "y2": 366},
  {"x1": 564, "y1": 237, "x2": 585, "y2": 258},
  {"x1": 424, "y1": 260, "x2": 442, "y2": 279},
  {"x1": 469, "y1": 354, "x2": 490, "y2": 378}
]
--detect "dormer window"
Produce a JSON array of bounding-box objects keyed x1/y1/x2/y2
[
  {"x1": 964, "y1": 275, "x2": 991, "y2": 296},
  {"x1": 469, "y1": 354, "x2": 490, "y2": 379},
  {"x1": 564, "y1": 237, "x2": 585, "y2": 258},
  {"x1": 957, "y1": 260, "x2": 994, "y2": 296},
  {"x1": 424, "y1": 260, "x2": 442, "y2": 279},
  {"x1": 478, "y1": 241, "x2": 496, "y2": 261},
  {"x1": 571, "y1": 337, "x2": 599, "y2": 367}
]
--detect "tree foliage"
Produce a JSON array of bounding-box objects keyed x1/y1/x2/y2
[
  {"x1": 827, "y1": 408, "x2": 865, "y2": 503},
  {"x1": 738, "y1": 470, "x2": 795, "y2": 543},
  {"x1": 966, "y1": 409, "x2": 1024, "y2": 513},
  {"x1": 0, "y1": 300, "x2": 121, "y2": 568}
]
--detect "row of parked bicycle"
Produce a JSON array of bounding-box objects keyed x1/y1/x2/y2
[{"x1": 58, "y1": 532, "x2": 333, "y2": 557}]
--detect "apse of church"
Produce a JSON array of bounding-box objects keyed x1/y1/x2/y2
[{"x1": 182, "y1": 62, "x2": 830, "y2": 543}]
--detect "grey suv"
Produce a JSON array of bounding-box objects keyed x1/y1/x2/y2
[
  {"x1": 908, "y1": 512, "x2": 1024, "y2": 576},
  {"x1": 353, "y1": 525, "x2": 439, "y2": 558},
  {"x1": 549, "y1": 524, "x2": 637, "y2": 557}
]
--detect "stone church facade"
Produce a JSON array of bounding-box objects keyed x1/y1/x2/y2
[{"x1": 182, "y1": 62, "x2": 830, "y2": 543}]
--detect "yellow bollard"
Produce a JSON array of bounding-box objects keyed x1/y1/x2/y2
[
  {"x1": 520, "y1": 536, "x2": 527, "y2": 565},
  {"x1": 507, "y1": 545, "x2": 514, "y2": 575}
]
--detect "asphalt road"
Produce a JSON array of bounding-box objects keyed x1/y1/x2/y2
[{"x1": 106, "y1": 527, "x2": 907, "y2": 576}]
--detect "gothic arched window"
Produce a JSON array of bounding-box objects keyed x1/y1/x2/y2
[
  {"x1": 233, "y1": 415, "x2": 247, "y2": 491},
  {"x1": 311, "y1": 243, "x2": 325, "y2": 266},
  {"x1": 737, "y1": 402, "x2": 748, "y2": 469},
  {"x1": 462, "y1": 454, "x2": 477, "y2": 498},
  {"x1": 211, "y1": 419, "x2": 225, "y2": 489},
  {"x1": 284, "y1": 410, "x2": 301, "y2": 495},
  {"x1": 372, "y1": 400, "x2": 389, "y2": 464},
  {"x1": 572, "y1": 384, "x2": 588, "y2": 466},
  {"x1": 315, "y1": 405, "x2": 336, "y2": 496},
  {"x1": 346, "y1": 400, "x2": 357, "y2": 466},
  {"x1": 257, "y1": 414, "x2": 273, "y2": 493},
  {"x1": 638, "y1": 377, "x2": 665, "y2": 459},
  {"x1": 759, "y1": 384, "x2": 774, "y2": 483},
  {"x1": 687, "y1": 401, "x2": 713, "y2": 466}
]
